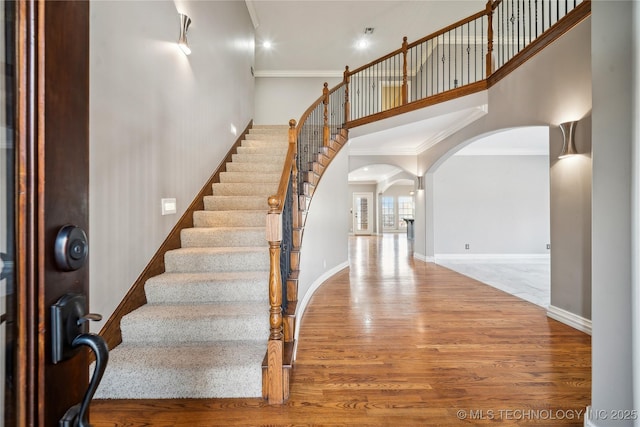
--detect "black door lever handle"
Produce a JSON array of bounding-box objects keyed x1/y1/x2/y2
[{"x1": 59, "y1": 333, "x2": 109, "y2": 427}]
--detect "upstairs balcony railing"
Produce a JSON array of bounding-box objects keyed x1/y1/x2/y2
[{"x1": 265, "y1": 0, "x2": 590, "y2": 404}]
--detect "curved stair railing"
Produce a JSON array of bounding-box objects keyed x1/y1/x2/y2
[{"x1": 264, "y1": 0, "x2": 591, "y2": 404}]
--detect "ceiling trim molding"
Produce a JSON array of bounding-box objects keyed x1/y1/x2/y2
[
  {"x1": 245, "y1": 0, "x2": 259, "y2": 29},
  {"x1": 415, "y1": 105, "x2": 488, "y2": 154},
  {"x1": 348, "y1": 147, "x2": 422, "y2": 156},
  {"x1": 454, "y1": 149, "x2": 549, "y2": 156},
  {"x1": 254, "y1": 69, "x2": 344, "y2": 78}
]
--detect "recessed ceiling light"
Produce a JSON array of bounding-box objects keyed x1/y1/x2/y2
[
  {"x1": 357, "y1": 39, "x2": 368, "y2": 50},
  {"x1": 263, "y1": 40, "x2": 272, "y2": 49}
]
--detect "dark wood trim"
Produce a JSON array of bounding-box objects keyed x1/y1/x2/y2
[
  {"x1": 15, "y1": 1, "x2": 36, "y2": 424},
  {"x1": 345, "y1": 81, "x2": 488, "y2": 130},
  {"x1": 98, "y1": 120, "x2": 253, "y2": 351},
  {"x1": 487, "y1": 0, "x2": 591, "y2": 88},
  {"x1": 406, "y1": 9, "x2": 488, "y2": 51}
]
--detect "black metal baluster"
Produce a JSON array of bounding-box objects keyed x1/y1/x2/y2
[
  {"x1": 466, "y1": 22, "x2": 470, "y2": 85},
  {"x1": 517, "y1": 0, "x2": 520, "y2": 52},
  {"x1": 501, "y1": 1, "x2": 505, "y2": 67},
  {"x1": 528, "y1": 0, "x2": 532, "y2": 44},
  {"x1": 436, "y1": 35, "x2": 439, "y2": 93},
  {"x1": 454, "y1": 27, "x2": 458, "y2": 88},
  {"x1": 474, "y1": 19, "x2": 477, "y2": 82}
]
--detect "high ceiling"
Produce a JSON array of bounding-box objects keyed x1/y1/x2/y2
[
  {"x1": 249, "y1": 1, "x2": 488, "y2": 76},
  {"x1": 246, "y1": 1, "x2": 546, "y2": 184}
]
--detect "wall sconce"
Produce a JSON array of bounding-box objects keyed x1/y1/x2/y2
[
  {"x1": 558, "y1": 121, "x2": 578, "y2": 158},
  {"x1": 417, "y1": 176, "x2": 424, "y2": 191},
  {"x1": 178, "y1": 13, "x2": 192, "y2": 55}
]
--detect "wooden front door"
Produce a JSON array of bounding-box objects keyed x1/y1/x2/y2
[{"x1": 7, "y1": 1, "x2": 91, "y2": 425}]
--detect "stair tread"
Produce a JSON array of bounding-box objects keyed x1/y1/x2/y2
[
  {"x1": 125, "y1": 301, "x2": 267, "y2": 319},
  {"x1": 146, "y1": 270, "x2": 268, "y2": 285},
  {"x1": 167, "y1": 246, "x2": 266, "y2": 254},
  {"x1": 94, "y1": 341, "x2": 265, "y2": 399},
  {"x1": 105, "y1": 340, "x2": 266, "y2": 367}
]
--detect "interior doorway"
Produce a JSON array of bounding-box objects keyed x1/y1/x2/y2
[{"x1": 353, "y1": 192, "x2": 373, "y2": 235}]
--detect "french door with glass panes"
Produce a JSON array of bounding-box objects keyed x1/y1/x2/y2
[{"x1": 353, "y1": 193, "x2": 373, "y2": 235}]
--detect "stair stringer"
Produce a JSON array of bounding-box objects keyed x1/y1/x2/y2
[{"x1": 283, "y1": 128, "x2": 349, "y2": 343}]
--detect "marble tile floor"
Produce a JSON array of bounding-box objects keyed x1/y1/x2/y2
[{"x1": 435, "y1": 257, "x2": 550, "y2": 309}]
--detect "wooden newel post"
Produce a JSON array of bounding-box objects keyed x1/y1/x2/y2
[
  {"x1": 322, "y1": 82, "x2": 329, "y2": 147},
  {"x1": 344, "y1": 66, "x2": 350, "y2": 124},
  {"x1": 266, "y1": 195, "x2": 284, "y2": 403},
  {"x1": 266, "y1": 195, "x2": 283, "y2": 341},
  {"x1": 401, "y1": 36, "x2": 408, "y2": 105},
  {"x1": 486, "y1": 0, "x2": 494, "y2": 77}
]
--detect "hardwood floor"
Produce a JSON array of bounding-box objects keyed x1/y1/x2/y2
[{"x1": 91, "y1": 234, "x2": 591, "y2": 426}]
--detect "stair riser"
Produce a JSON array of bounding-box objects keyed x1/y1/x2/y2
[
  {"x1": 244, "y1": 133, "x2": 288, "y2": 141},
  {"x1": 219, "y1": 172, "x2": 281, "y2": 184},
  {"x1": 145, "y1": 281, "x2": 269, "y2": 304},
  {"x1": 212, "y1": 183, "x2": 277, "y2": 196},
  {"x1": 181, "y1": 228, "x2": 266, "y2": 248},
  {"x1": 121, "y1": 316, "x2": 268, "y2": 343},
  {"x1": 95, "y1": 364, "x2": 263, "y2": 399},
  {"x1": 203, "y1": 196, "x2": 267, "y2": 211},
  {"x1": 225, "y1": 162, "x2": 283, "y2": 173},
  {"x1": 231, "y1": 154, "x2": 285, "y2": 164},
  {"x1": 165, "y1": 250, "x2": 269, "y2": 273},
  {"x1": 193, "y1": 211, "x2": 265, "y2": 227},
  {"x1": 241, "y1": 140, "x2": 289, "y2": 148},
  {"x1": 236, "y1": 146, "x2": 288, "y2": 156},
  {"x1": 249, "y1": 127, "x2": 288, "y2": 134}
]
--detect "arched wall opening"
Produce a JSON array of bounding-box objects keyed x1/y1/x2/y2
[
  {"x1": 428, "y1": 126, "x2": 552, "y2": 307},
  {"x1": 348, "y1": 164, "x2": 419, "y2": 235}
]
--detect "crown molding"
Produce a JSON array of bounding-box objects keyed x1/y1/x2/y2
[
  {"x1": 245, "y1": 0, "x2": 259, "y2": 29},
  {"x1": 253, "y1": 69, "x2": 344, "y2": 78}
]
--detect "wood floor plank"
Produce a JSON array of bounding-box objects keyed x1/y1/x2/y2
[{"x1": 91, "y1": 234, "x2": 590, "y2": 426}]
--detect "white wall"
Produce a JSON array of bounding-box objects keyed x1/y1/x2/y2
[
  {"x1": 89, "y1": 1, "x2": 255, "y2": 330},
  {"x1": 549, "y1": 115, "x2": 592, "y2": 321},
  {"x1": 255, "y1": 76, "x2": 341, "y2": 125},
  {"x1": 433, "y1": 155, "x2": 549, "y2": 255},
  {"x1": 590, "y1": 2, "x2": 634, "y2": 424},
  {"x1": 296, "y1": 148, "x2": 349, "y2": 336}
]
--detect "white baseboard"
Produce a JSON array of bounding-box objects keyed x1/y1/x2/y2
[
  {"x1": 413, "y1": 252, "x2": 434, "y2": 263},
  {"x1": 435, "y1": 253, "x2": 550, "y2": 263},
  {"x1": 547, "y1": 305, "x2": 592, "y2": 335},
  {"x1": 584, "y1": 406, "x2": 594, "y2": 427},
  {"x1": 292, "y1": 261, "x2": 349, "y2": 359}
]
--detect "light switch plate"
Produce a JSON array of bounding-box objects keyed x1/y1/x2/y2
[{"x1": 161, "y1": 198, "x2": 177, "y2": 215}]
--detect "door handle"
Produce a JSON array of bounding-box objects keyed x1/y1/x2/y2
[
  {"x1": 51, "y1": 293, "x2": 109, "y2": 427},
  {"x1": 59, "y1": 333, "x2": 108, "y2": 427}
]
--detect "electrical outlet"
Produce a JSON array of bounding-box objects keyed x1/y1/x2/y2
[
  {"x1": 465, "y1": 243, "x2": 470, "y2": 250},
  {"x1": 547, "y1": 244, "x2": 551, "y2": 250}
]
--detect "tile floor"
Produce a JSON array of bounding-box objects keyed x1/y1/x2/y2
[{"x1": 435, "y1": 258, "x2": 550, "y2": 308}]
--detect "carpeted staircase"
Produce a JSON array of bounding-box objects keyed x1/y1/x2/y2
[{"x1": 94, "y1": 125, "x2": 289, "y2": 399}]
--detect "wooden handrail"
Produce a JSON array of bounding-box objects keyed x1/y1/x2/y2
[
  {"x1": 264, "y1": 119, "x2": 297, "y2": 404},
  {"x1": 405, "y1": 9, "x2": 489, "y2": 52},
  {"x1": 270, "y1": 120, "x2": 298, "y2": 212}
]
